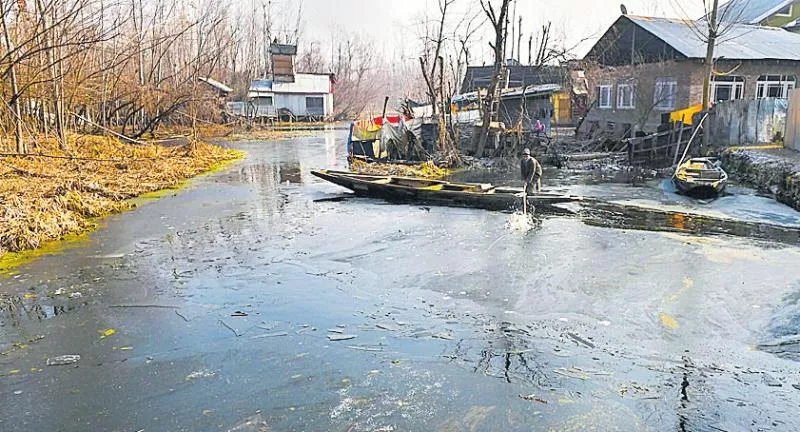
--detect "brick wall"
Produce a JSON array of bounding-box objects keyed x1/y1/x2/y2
[{"x1": 713, "y1": 60, "x2": 800, "y2": 99}]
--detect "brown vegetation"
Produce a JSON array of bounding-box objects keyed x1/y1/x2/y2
[
  {"x1": 0, "y1": 135, "x2": 240, "y2": 259},
  {"x1": 350, "y1": 159, "x2": 450, "y2": 179}
]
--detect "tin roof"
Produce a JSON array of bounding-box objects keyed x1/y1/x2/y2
[
  {"x1": 452, "y1": 84, "x2": 561, "y2": 103},
  {"x1": 460, "y1": 65, "x2": 570, "y2": 93},
  {"x1": 623, "y1": 15, "x2": 800, "y2": 61},
  {"x1": 198, "y1": 76, "x2": 233, "y2": 93},
  {"x1": 703, "y1": 0, "x2": 796, "y2": 25}
]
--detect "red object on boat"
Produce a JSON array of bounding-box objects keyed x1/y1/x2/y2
[{"x1": 371, "y1": 115, "x2": 402, "y2": 126}]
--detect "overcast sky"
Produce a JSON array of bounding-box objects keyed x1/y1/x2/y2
[{"x1": 301, "y1": 0, "x2": 709, "y2": 62}]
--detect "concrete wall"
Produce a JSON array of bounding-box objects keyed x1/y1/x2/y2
[
  {"x1": 708, "y1": 98, "x2": 789, "y2": 146},
  {"x1": 582, "y1": 59, "x2": 800, "y2": 138},
  {"x1": 788, "y1": 89, "x2": 800, "y2": 150},
  {"x1": 272, "y1": 74, "x2": 331, "y2": 94},
  {"x1": 238, "y1": 93, "x2": 333, "y2": 118}
]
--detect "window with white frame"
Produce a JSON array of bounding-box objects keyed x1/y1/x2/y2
[
  {"x1": 776, "y1": 4, "x2": 793, "y2": 16},
  {"x1": 757, "y1": 75, "x2": 796, "y2": 98},
  {"x1": 597, "y1": 85, "x2": 612, "y2": 108},
  {"x1": 617, "y1": 83, "x2": 635, "y2": 109},
  {"x1": 653, "y1": 78, "x2": 678, "y2": 110},
  {"x1": 711, "y1": 76, "x2": 744, "y2": 102}
]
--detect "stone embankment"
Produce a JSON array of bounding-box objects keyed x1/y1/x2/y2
[{"x1": 720, "y1": 149, "x2": 800, "y2": 211}]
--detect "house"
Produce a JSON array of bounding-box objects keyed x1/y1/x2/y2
[
  {"x1": 707, "y1": 0, "x2": 800, "y2": 32},
  {"x1": 459, "y1": 64, "x2": 588, "y2": 126},
  {"x1": 245, "y1": 73, "x2": 334, "y2": 121},
  {"x1": 451, "y1": 83, "x2": 562, "y2": 134},
  {"x1": 580, "y1": 14, "x2": 800, "y2": 138},
  {"x1": 226, "y1": 43, "x2": 335, "y2": 121}
]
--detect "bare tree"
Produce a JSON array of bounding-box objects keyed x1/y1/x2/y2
[
  {"x1": 475, "y1": 0, "x2": 511, "y2": 157},
  {"x1": 0, "y1": 0, "x2": 24, "y2": 152},
  {"x1": 673, "y1": 0, "x2": 750, "y2": 109}
]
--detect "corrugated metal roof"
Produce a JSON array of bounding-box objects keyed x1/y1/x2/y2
[
  {"x1": 708, "y1": 0, "x2": 796, "y2": 24},
  {"x1": 460, "y1": 65, "x2": 569, "y2": 93},
  {"x1": 628, "y1": 15, "x2": 800, "y2": 60},
  {"x1": 452, "y1": 84, "x2": 561, "y2": 103}
]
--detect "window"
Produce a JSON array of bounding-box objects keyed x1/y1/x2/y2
[
  {"x1": 617, "y1": 83, "x2": 635, "y2": 109},
  {"x1": 255, "y1": 96, "x2": 273, "y2": 106},
  {"x1": 756, "y1": 75, "x2": 796, "y2": 98},
  {"x1": 776, "y1": 4, "x2": 793, "y2": 16},
  {"x1": 597, "y1": 85, "x2": 612, "y2": 109},
  {"x1": 711, "y1": 76, "x2": 744, "y2": 102},
  {"x1": 305, "y1": 96, "x2": 325, "y2": 115},
  {"x1": 654, "y1": 78, "x2": 678, "y2": 110}
]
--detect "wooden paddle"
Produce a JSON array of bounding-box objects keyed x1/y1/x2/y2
[{"x1": 523, "y1": 191, "x2": 528, "y2": 216}]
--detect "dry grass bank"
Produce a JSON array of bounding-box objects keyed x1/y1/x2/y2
[
  {"x1": 152, "y1": 123, "x2": 334, "y2": 142},
  {"x1": 0, "y1": 134, "x2": 242, "y2": 265}
]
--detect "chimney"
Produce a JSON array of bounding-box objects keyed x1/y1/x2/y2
[{"x1": 270, "y1": 43, "x2": 297, "y2": 83}]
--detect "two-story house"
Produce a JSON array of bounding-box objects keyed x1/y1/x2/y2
[{"x1": 579, "y1": 10, "x2": 800, "y2": 138}]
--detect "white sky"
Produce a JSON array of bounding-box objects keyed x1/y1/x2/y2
[{"x1": 301, "y1": 0, "x2": 710, "y2": 62}]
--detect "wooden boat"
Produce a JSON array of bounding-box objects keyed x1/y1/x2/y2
[
  {"x1": 673, "y1": 157, "x2": 728, "y2": 198},
  {"x1": 311, "y1": 169, "x2": 582, "y2": 212}
]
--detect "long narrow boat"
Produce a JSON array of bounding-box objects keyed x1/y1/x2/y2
[
  {"x1": 674, "y1": 157, "x2": 728, "y2": 198},
  {"x1": 311, "y1": 169, "x2": 582, "y2": 212}
]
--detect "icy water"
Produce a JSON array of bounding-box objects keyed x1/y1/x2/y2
[{"x1": 2, "y1": 130, "x2": 800, "y2": 431}]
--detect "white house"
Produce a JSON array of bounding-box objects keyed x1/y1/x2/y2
[{"x1": 241, "y1": 73, "x2": 335, "y2": 121}]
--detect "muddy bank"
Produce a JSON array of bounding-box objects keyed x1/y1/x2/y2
[
  {"x1": 719, "y1": 149, "x2": 800, "y2": 211},
  {"x1": 0, "y1": 135, "x2": 241, "y2": 268}
]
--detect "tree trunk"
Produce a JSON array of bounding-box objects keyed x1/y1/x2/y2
[
  {"x1": 702, "y1": 0, "x2": 720, "y2": 149},
  {"x1": 49, "y1": 31, "x2": 67, "y2": 150},
  {"x1": 476, "y1": 0, "x2": 511, "y2": 157},
  {"x1": 1, "y1": 5, "x2": 25, "y2": 153},
  {"x1": 702, "y1": 0, "x2": 719, "y2": 110}
]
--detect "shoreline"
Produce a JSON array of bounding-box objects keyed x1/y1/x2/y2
[
  {"x1": 0, "y1": 135, "x2": 243, "y2": 275},
  {"x1": 719, "y1": 148, "x2": 800, "y2": 212}
]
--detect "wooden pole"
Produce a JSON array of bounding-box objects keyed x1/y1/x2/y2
[
  {"x1": 523, "y1": 192, "x2": 528, "y2": 216},
  {"x1": 674, "y1": 113, "x2": 709, "y2": 174},
  {"x1": 672, "y1": 115, "x2": 686, "y2": 166}
]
